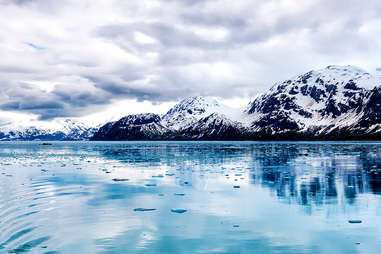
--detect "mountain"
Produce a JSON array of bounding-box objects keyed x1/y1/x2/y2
[
  {"x1": 92, "y1": 96, "x2": 247, "y2": 140},
  {"x1": 0, "y1": 119, "x2": 98, "y2": 141},
  {"x1": 245, "y1": 65, "x2": 381, "y2": 139},
  {"x1": 92, "y1": 113, "x2": 171, "y2": 141},
  {"x1": 178, "y1": 113, "x2": 246, "y2": 140},
  {"x1": 161, "y1": 96, "x2": 242, "y2": 130},
  {"x1": 92, "y1": 65, "x2": 381, "y2": 141}
]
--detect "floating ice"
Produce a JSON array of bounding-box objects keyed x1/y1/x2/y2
[
  {"x1": 348, "y1": 220, "x2": 362, "y2": 224},
  {"x1": 134, "y1": 208, "x2": 157, "y2": 212},
  {"x1": 112, "y1": 178, "x2": 129, "y2": 182},
  {"x1": 171, "y1": 209, "x2": 187, "y2": 213}
]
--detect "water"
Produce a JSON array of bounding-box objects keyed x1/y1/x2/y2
[{"x1": 0, "y1": 141, "x2": 380, "y2": 253}]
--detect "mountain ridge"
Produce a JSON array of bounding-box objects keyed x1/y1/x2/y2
[
  {"x1": 1, "y1": 65, "x2": 380, "y2": 141},
  {"x1": 92, "y1": 65, "x2": 381, "y2": 141},
  {"x1": 0, "y1": 119, "x2": 99, "y2": 141}
]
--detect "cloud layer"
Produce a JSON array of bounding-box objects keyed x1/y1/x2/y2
[{"x1": 1, "y1": 0, "x2": 381, "y2": 120}]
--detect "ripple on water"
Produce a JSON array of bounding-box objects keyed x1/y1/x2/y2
[
  {"x1": 10, "y1": 236, "x2": 50, "y2": 253},
  {"x1": 0, "y1": 175, "x2": 91, "y2": 253},
  {"x1": 0, "y1": 226, "x2": 36, "y2": 249},
  {"x1": 0, "y1": 141, "x2": 381, "y2": 253}
]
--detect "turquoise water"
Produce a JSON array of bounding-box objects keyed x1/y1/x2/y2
[{"x1": 0, "y1": 141, "x2": 381, "y2": 253}]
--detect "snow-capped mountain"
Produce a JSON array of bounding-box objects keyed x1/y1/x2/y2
[
  {"x1": 92, "y1": 65, "x2": 381, "y2": 140},
  {"x1": 161, "y1": 96, "x2": 244, "y2": 130},
  {"x1": 0, "y1": 119, "x2": 99, "y2": 141},
  {"x1": 92, "y1": 96, "x2": 246, "y2": 140},
  {"x1": 246, "y1": 65, "x2": 381, "y2": 138}
]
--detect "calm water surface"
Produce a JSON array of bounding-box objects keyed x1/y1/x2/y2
[{"x1": 0, "y1": 141, "x2": 381, "y2": 253}]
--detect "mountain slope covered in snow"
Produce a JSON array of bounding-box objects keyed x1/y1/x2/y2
[
  {"x1": 93, "y1": 65, "x2": 381, "y2": 140},
  {"x1": 0, "y1": 119, "x2": 98, "y2": 141},
  {"x1": 5, "y1": 65, "x2": 378, "y2": 141},
  {"x1": 245, "y1": 65, "x2": 381, "y2": 139}
]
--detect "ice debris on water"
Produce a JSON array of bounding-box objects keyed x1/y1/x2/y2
[
  {"x1": 171, "y1": 209, "x2": 187, "y2": 213},
  {"x1": 134, "y1": 208, "x2": 157, "y2": 212},
  {"x1": 348, "y1": 220, "x2": 362, "y2": 224},
  {"x1": 112, "y1": 178, "x2": 129, "y2": 182}
]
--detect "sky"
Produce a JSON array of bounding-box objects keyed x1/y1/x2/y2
[{"x1": 1, "y1": 0, "x2": 381, "y2": 126}]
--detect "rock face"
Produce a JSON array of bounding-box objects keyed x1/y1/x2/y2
[
  {"x1": 93, "y1": 65, "x2": 381, "y2": 141},
  {"x1": 91, "y1": 113, "x2": 170, "y2": 141},
  {"x1": 179, "y1": 113, "x2": 245, "y2": 140}
]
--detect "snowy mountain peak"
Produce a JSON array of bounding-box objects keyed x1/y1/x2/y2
[
  {"x1": 246, "y1": 65, "x2": 381, "y2": 135},
  {"x1": 325, "y1": 65, "x2": 368, "y2": 74},
  {"x1": 252, "y1": 65, "x2": 381, "y2": 114},
  {"x1": 164, "y1": 96, "x2": 220, "y2": 115},
  {"x1": 289, "y1": 65, "x2": 378, "y2": 90},
  {"x1": 161, "y1": 96, "x2": 222, "y2": 130}
]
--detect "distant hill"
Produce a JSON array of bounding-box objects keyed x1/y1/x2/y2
[{"x1": 0, "y1": 119, "x2": 98, "y2": 141}]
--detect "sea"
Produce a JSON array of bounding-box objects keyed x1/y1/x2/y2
[{"x1": 0, "y1": 141, "x2": 380, "y2": 253}]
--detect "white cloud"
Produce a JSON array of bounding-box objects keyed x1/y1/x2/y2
[
  {"x1": 134, "y1": 31, "x2": 158, "y2": 44},
  {"x1": 0, "y1": 0, "x2": 381, "y2": 124}
]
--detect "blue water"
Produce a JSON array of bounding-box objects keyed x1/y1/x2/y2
[{"x1": 0, "y1": 141, "x2": 381, "y2": 253}]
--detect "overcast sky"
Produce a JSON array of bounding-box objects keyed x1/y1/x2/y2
[{"x1": 1, "y1": 0, "x2": 381, "y2": 125}]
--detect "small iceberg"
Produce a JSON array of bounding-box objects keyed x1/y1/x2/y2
[
  {"x1": 134, "y1": 208, "x2": 157, "y2": 212},
  {"x1": 348, "y1": 220, "x2": 362, "y2": 224},
  {"x1": 171, "y1": 209, "x2": 187, "y2": 214},
  {"x1": 112, "y1": 178, "x2": 129, "y2": 182}
]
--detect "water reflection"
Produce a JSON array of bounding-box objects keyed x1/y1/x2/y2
[
  {"x1": 95, "y1": 142, "x2": 381, "y2": 207},
  {"x1": 0, "y1": 141, "x2": 380, "y2": 253}
]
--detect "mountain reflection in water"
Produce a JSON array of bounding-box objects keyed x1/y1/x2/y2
[{"x1": 0, "y1": 141, "x2": 380, "y2": 253}]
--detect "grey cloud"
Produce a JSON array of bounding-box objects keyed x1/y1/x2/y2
[
  {"x1": 0, "y1": 0, "x2": 33, "y2": 5},
  {"x1": 97, "y1": 22, "x2": 221, "y2": 49},
  {"x1": 87, "y1": 76, "x2": 172, "y2": 102},
  {"x1": 182, "y1": 13, "x2": 248, "y2": 28},
  {"x1": 1, "y1": 100, "x2": 63, "y2": 110},
  {"x1": 1, "y1": 0, "x2": 381, "y2": 121}
]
